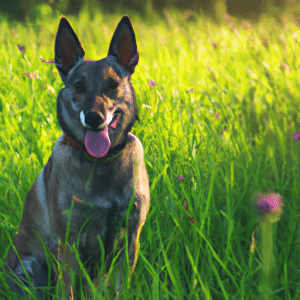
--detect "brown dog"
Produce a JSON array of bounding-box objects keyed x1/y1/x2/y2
[{"x1": 5, "y1": 16, "x2": 150, "y2": 299}]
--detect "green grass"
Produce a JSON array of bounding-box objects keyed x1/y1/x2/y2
[{"x1": 1, "y1": 5, "x2": 300, "y2": 299}]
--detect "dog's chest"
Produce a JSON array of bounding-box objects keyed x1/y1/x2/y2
[
  {"x1": 48, "y1": 140, "x2": 134, "y2": 238},
  {"x1": 56, "y1": 169, "x2": 132, "y2": 260},
  {"x1": 56, "y1": 170, "x2": 132, "y2": 229}
]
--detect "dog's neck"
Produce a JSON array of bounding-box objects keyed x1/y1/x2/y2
[{"x1": 63, "y1": 134, "x2": 128, "y2": 163}]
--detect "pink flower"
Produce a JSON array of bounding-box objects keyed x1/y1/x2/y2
[
  {"x1": 148, "y1": 79, "x2": 156, "y2": 87},
  {"x1": 293, "y1": 132, "x2": 300, "y2": 141},
  {"x1": 256, "y1": 190, "x2": 283, "y2": 223},
  {"x1": 24, "y1": 72, "x2": 40, "y2": 79},
  {"x1": 212, "y1": 42, "x2": 217, "y2": 48},
  {"x1": 40, "y1": 57, "x2": 55, "y2": 64},
  {"x1": 24, "y1": 72, "x2": 36, "y2": 78},
  {"x1": 186, "y1": 88, "x2": 193, "y2": 93},
  {"x1": 177, "y1": 175, "x2": 185, "y2": 182},
  {"x1": 17, "y1": 45, "x2": 24, "y2": 52}
]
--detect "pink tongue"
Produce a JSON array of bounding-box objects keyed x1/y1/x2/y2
[{"x1": 84, "y1": 126, "x2": 110, "y2": 158}]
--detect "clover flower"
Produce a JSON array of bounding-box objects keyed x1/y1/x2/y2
[
  {"x1": 148, "y1": 79, "x2": 156, "y2": 87},
  {"x1": 255, "y1": 190, "x2": 283, "y2": 299},
  {"x1": 256, "y1": 190, "x2": 283, "y2": 223},
  {"x1": 177, "y1": 175, "x2": 185, "y2": 182},
  {"x1": 293, "y1": 132, "x2": 300, "y2": 141},
  {"x1": 17, "y1": 45, "x2": 24, "y2": 52}
]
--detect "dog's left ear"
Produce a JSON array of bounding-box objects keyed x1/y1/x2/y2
[{"x1": 108, "y1": 16, "x2": 139, "y2": 74}]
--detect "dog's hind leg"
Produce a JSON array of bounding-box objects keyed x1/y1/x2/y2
[{"x1": 5, "y1": 249, "x2": 52, "y2": 299}]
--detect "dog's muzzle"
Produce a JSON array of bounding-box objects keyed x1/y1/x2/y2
[
  {"x1": 80, "y1": 111, "x2": 113, "y2": 131},
  {"x1": 80, "y1": 110, "x2": 121, "y2": 158}
]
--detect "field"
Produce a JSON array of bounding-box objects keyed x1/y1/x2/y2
[{"x1": 1, "y1": 5, "x2": 300, "y2": 299}]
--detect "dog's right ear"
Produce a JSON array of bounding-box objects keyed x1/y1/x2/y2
[{"x1": 55, "y1": 17, "x2": 85, "y2": 84}]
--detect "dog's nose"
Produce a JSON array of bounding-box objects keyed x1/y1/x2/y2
[{"x1": 84, "y1": 112, "x2": 103, "y2": 130}]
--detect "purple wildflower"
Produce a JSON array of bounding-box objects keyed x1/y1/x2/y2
[
  {"x1": 40, "y1": 57, "x2": 55, "y2": 64},
  {"x1": 24, "y1": 72, "x2": 36, "y2": 79},
  {"x1": 186, "y1": 88, "x2": 193, "y2": 93},
  {"x1": 148, "y1": 79, "x2": 156, "y2": 87},
  {"x1": 212, "y1": 42, "x2": 217, "y2": 48},
  {"x1": 24, "y1": 72, "x2": 40, "y2": 79},
  {"x1": 293, "y1": 132, "x2": 300, "y2": 141},
  {"x1": 177, "y1": 175, "x2": 185, "y2": 182},
  {"x1": 17, "y1": 45, "x2": 24, "y2": 52},
  {"x1": 256, "y1": 190, "x2": 283, "y2": 223}
]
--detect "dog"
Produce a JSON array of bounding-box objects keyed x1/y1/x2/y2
[{"x1": 5, "y1": 15, "x2": 150, "y2": 299}]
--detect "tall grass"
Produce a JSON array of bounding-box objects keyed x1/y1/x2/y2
[{"x1": 0, "y1": 6, "x2": 300, "y2": 299}]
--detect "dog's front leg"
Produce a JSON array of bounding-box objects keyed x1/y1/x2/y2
[
  {"x1": 116, "y1": 195, "x2": 149, "y2": 298},
  {"x1": 114, "y1": 221, "x2": 145, "y2": 299},
  {"x1": 56, "y1": 241, "x2": 78, "y2": 299}
]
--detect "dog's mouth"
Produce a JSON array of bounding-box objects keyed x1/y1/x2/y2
[{"x1": 83, "y1": 111, "x2": 122, "y2": 158}]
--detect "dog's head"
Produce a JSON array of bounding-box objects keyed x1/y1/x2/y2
[{"x1": 54, "y1": 16, "x2": 139, "y2": 158}]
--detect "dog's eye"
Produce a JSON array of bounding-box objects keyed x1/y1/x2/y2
[
  {"x1": 73, "y1": 80, "x2": 87, "y2": 94},
  {"x1": 108, "y1": 79, "x2": 119, "y2": 90}
]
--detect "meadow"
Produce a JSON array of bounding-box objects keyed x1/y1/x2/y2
[{"x1": 0, "y1": 5, "x2": 300, "y2": 299}]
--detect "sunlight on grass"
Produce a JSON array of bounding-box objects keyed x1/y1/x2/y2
[{"x1": 0, "y1": 6, "x2": 300, "y2": 299}]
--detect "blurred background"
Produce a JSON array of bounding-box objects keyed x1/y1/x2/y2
[{"x1": 0, "y1": 0, "x2": 299, "y2": 22}]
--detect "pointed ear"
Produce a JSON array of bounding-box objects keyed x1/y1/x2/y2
[
  {"x1": 55, "y1": 17, "x2": 85, "y2": 82},
  {"x1": 108, "y1": 16, "x2": 139, "y2": 74}
]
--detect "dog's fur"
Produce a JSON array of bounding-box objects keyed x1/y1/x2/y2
[{"x1": 5, "y1": 16, "x2": 150, "y2": 299}]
